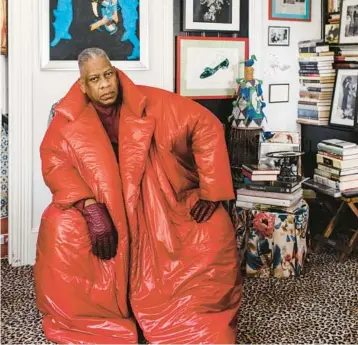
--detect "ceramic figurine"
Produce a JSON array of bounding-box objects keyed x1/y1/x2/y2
[{"x1": 228, "y1": 57, "x2": 266, "y2": 129}]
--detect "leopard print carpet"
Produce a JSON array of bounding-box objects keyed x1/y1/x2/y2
[{"x1": 1, "y1": 242, "x2": 357, "y2": 344}]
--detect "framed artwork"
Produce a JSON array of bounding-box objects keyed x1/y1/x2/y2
[
  {"x1": 329, "y1": 68, "x2": 358, "y2": 129},
  {"x1": 269, "y1": 84, "x2": 290, "y2": 103},
  {"x1": 268, "y1": 26, "x2": 290, "y2": 46},
  {"x1": 40, "y1": 0, "x2": 149, "y2": 71},
  {"x1": 176, "y1": 36, "x2": 248, "y2": 99},
  {"x1": 269, "y1": 0, "x2": 311, "y2": 22},
  {"x1": 339, "y1": 0, "x2": 358, "y2": 44},
  {"x1": 325, "y1": 23, "x2": 340, "y2": 44},
  {"x1": 183, "y1": 0, "x2": 240, "y2": 32},
  {"x1": 1, "y1": 0, "x2": 7, "y2": 56}
]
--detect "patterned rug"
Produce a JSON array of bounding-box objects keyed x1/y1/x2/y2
[{"x1": 1, "y1": 242, "x2": 357, "y2": 344}]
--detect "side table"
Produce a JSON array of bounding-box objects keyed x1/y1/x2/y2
[{"x1": 245, "y1": 200, "x2": 309, "y2": 278}]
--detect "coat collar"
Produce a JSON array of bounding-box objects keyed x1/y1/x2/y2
[{"x1": 56, "y1": 69, "x2": 147, "y2": 121}]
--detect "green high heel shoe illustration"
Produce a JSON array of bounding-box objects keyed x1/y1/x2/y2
[{"x1": 200, "y1": 58, "x2": 230, "y2": 79}]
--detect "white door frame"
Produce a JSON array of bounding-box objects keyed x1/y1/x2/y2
[{"x1": 8, "y1": 0, "x2": 34, "y2": 266}]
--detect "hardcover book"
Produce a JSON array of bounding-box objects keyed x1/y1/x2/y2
[
  {"x1": 321, "y1": 139, "x2": 357, "y2": 149},
  {"x1": 242, "y1": 164, "x2": 280, "y2": 175}
]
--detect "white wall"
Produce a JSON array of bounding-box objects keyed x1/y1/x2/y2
[{"x1": 257, "y1": 0, "x2": 322, "y2": 132}]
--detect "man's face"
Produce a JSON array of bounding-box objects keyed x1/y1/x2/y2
[{"x1": 79, "y1": 56, "x2": 119, "y2": 106}]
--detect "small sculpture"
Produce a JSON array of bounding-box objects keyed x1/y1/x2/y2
[{"x1": 228, "y1": 56, "x2": 266, "y2": 129}]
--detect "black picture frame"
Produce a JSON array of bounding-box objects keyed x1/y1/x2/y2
[
  {"x1": 269, "y1": 84, "x2": 290, "y2": 103},
  {"x1": 268, "y1": 26, "x2": 290, "y2": 46},
  {"x1": 329, "y1": 67, "x2": 358, "y2": 129},
  {"x1": 182, "y1": 0, "x2": 247, "y2": 34},
  {"x1": 325, "y1": 23, "x2": 340, "y2": 44},
  {"x1": 338, "y1": 0, "x2": 358, "y2": 45}
]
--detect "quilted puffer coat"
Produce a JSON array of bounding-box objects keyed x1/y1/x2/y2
[{"x1": 34, "y1": 70, "x2": 242, "y2": 344}]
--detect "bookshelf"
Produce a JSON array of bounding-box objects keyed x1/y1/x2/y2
[
  {"x1": 298, "y1": 1, "x2": 358, "y2": 177},
  {"x1": 321, "y1": 0, "x2": 340, "y2": 43}
]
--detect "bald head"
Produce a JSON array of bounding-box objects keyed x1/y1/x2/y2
[{"x1": 78, "y1": 48, "x2": 111, "y2": 76}]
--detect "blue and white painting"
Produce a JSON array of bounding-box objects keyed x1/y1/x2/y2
[{"x1": 49, "y1": 0, "x2": 140, "y2": 61}]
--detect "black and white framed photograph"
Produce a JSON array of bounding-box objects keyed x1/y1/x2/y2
[
  {"x1": 325, "y1": 23, "x2": 340, "y2": 44},
  {"x1": 269, "y1": 84, "x2": 290, "y2": 103},
  {"x1": 268, "y1": 26, "x2": 290, "y2": 46},
  {"x1": 330, "y1": 68, "x2": 358, "y2": 128},
  {"x1": 339, "y1": 0, "x2": 358, "y2": 44},
  {"x1": 183, "y1": 0, "x2": 240, "y2": 32}
]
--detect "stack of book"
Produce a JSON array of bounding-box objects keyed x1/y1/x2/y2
[
  {"x1": 334, "y1": 45, "x2": 358, "y2": 66},
  {"x1": 236, "y1": 164, "x2": 305, "y2": 213},
  {"x1": 297, "y1": 39, "x2": 335, "y2": 126},
  {"x1": 304, "y1": 139, "x2": 358, "y2": 197},
  {"x1": 314, "y1": 139, "x2": 358, "y2": 191},
  {"x1": 241, "y1": 163, "x2": 280, "y2": 182}
]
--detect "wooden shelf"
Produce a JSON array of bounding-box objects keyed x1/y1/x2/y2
[{"x1": 297, "y1": 122, "x2": 357, "y2": 132}]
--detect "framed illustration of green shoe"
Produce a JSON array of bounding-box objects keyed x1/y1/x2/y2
[{"x1": 176, "y1": 36, "x2": 248, "y2": 99}]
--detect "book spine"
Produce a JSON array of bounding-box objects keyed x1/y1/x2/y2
[
  {"x1": 241, "y1": 169, "x2": 252, "y2": 180},
  {"x1": 314, "y1": 174, "x2": 340, "y2": 189},
  {"x1": 321, "y1": 140, "x2": 351, "y2": 148},
  {"x1": 297, "y1": 109, "x2": 320, "y2": 117},
  {"x1": 316, "y1": 154, "x2": 343, "y2": 169},
  {"x1": 317, "y1": 163, "x2": 342, "y2": 175},
  {"x1": 236, "y1": 194, "x2": 296, "y2": 207},
  {"x1": 317, "y1": 150, "x2": 343, "y2": 160},
  {"x1": 317, "y1": 142, "x2": 345, "y2": 155},
  {"x1": 245, "y1": 184, "x2": 294, "y2": 194},
  {"x1": 314, "y1": 168, "x2": 340, "y2": 181}
]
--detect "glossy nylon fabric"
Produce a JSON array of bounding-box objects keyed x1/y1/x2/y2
[{"x1": 35, "y1": 70, "x2": 242, "y2": 344}]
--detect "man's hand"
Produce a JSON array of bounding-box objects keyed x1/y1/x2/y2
[
  {"x1": 190, "y1": 200, "x2": 220, "y2": 223},
  {"x1": 82, "y1": 203, "x2": 118, "y2": 260}
]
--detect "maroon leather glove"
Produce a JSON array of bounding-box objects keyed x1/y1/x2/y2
[
  {"x1": 190, "y1": 200, "x2": 220, "y2": 223},
  {"x1": 82, "y1": 203, "x2": 118, "y2": 260}
]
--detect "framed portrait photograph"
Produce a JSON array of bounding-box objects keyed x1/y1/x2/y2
[
  {"x1": 269, "y1": 0, "x2": 311, "y2": 22},
  {"x1": 329, "y1": 68, "x2": 358, "y2": 129},
  {"x1": 269, "y1": 84, "x2": 290, "y2": 103},
  {"x1": 39, "y1": 0, "x2": 149, "y2": 70},
  {"x1": 176, "y1": 36, "x2": 248, "y2": 99},
  {"x1": 183, "y1": 0, "x2": 240, "y2": 32},
  {"x1": 268, "y1": 26, "x2": 290, "y2": 46},
  {"x1": 339, "y1": 0, "x2": 358, "y2": 44},
  {"x1": 325, "y1": 23, "x2": 340, "y2": 44}
]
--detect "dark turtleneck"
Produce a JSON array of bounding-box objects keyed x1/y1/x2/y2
[
  {"x1": 92, "y1": 102, "x2": 120, "y2": 162},
  {"x1": 75, "y1": 99, "x2": 121, "y2": 212}
]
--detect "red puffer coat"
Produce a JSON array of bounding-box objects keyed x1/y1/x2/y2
[{"x1": 34, "y1": 70, "x2": 242, "y2": 344}]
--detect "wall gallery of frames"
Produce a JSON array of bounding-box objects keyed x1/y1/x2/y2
[{"x1": 173, "y1": 0, "x2": 250, "y2": 124}]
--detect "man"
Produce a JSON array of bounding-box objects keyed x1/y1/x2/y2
[
  {"x1": 342, "y1": 76, "x2": 352, "y2": 118},
  {"x1": 34, "y1": 48, "x2": 241, "y2": 344}
]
